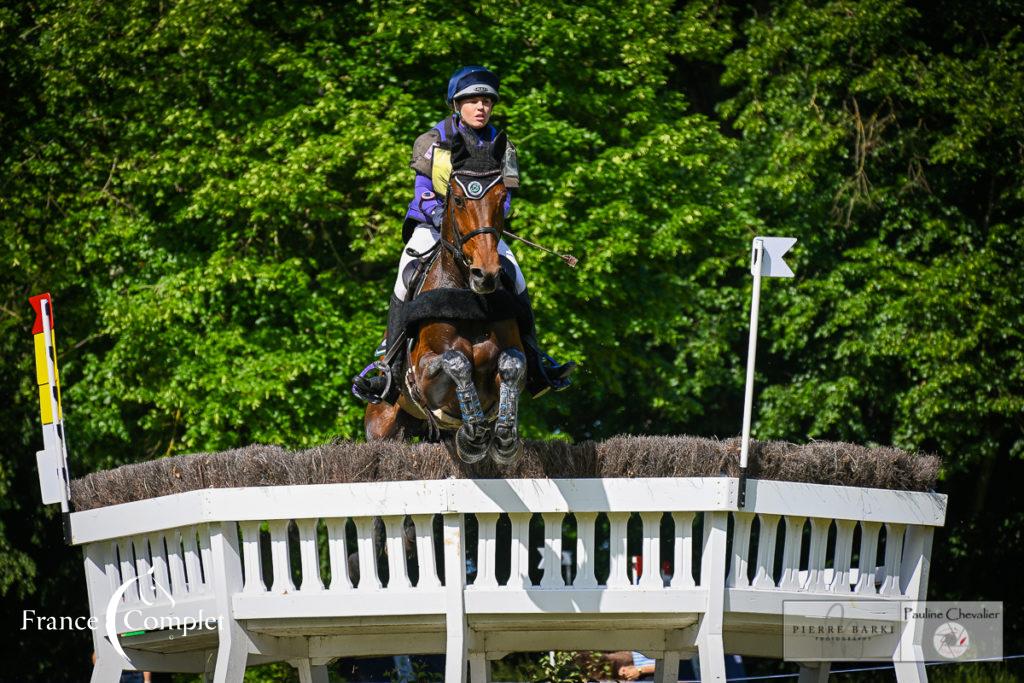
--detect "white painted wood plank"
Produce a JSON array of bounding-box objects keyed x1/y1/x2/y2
[
  {"x1": 639, "y1": 512, "x2": 662, "y2": 589},
  {"x1": 268, "y1": 520, "x2": 296, "y2": 594},
  {"x1": 673, "y1": 511, "x2": 695, "y2": 589},
  {"x1": 465, "y1": 588, "x2": 708, "y2": 614},
  {"x1": 411, "y1": 514, "x2": 441, "y2": 590},
  {"x1": 829, "y1": 519, "x2": 856, "y2": 594},
  {"x1": 324, "y1": 518, "x2": 352, "y2": 592},
  {"x1": 508, "y1": 513, "x2": 531, "y2": 589},
  {"x1": 777, "y1": 516, "x2": 805, "y2": 591},
  {"x1": 449, "y1": 477, "x2": 736, "y2": 514},
  {"x1": 382, "y1": 516, "x2": 410, "y2": 590},
  {"x1": 233, "y1": 590, "x2": 447, "y2": 619},
  {"x1": 880, "y1": 523, "x2": 906, "y2": 597},
  {"x1": 805, "y1": 518, "x2": 831, "y2": 593},
  {"x1": 296, "y1": 519, "x2": 325, "y2": 593},
  {"x1": 539, "y1": 513, "x2": 563, "y2": 589},
  {"x1": 148, "y1": 532, "x2": 173, "y2": 601},
  {"x1": 117, "y1": 537, "x2": 137, "y2": 603},
  {"x1": 725, "y1": 587, "x2": 895, "y2": 616},
  {"x1": 443, "y1": 513, "x2": 468, "y2": 683},
  {"x1": 607, "y1": 512, "x2": 630, "y2": 588},
  {"x1": 133, "y1": 535, "x2": 156, "y2": 604},
  {"x1": 70, "y1": 477, "x2": 943, "y2": 545},
  {"x1": 354, "y1": 518, "x2": 381, "y2": 591},
  {"x1": 473, "y1": 513, "x2": 499, "y2": 589},
  {"x1": 742, "y1": 480, "x2": 945, "y2": 526},
  {"x1": 751, "y1": 514, "x2": 780, "y2": 589},
  {"x1": 575, "y1": 512, "x2": 598, "y2": 589},
  {"x1": 182, "y1": 526, "x2": 205, "y2": 595},
  {"x1": 729, "y1": 512, "x2": 753, "y2": 588},
  {"x1": 167, "y1": 529, "x2": 189, "y2": 598},
  {"x1": 239, "y1": 521, "x2": 265, "y2": 594},
  {"x1": 855, "y1": 522, "x2": 881, "y2": 595}
]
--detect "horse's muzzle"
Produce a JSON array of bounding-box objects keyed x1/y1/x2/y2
[{"x1": 469, "y1": 268, "x2": 498, "y2": 294}]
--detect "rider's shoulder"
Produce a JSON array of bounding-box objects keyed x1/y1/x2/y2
[{"x1": 410, "y1": 128, "x2": 441, "y2": 175}]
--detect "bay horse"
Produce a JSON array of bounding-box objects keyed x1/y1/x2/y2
[{"x1": 365, "y1": 130, "x2": 526, "y2": 464}]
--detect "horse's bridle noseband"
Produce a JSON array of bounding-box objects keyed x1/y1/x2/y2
[{"x1": 442, "y1": 169, "x2": 505, "y2": 268}]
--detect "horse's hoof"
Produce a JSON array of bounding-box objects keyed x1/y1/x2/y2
[
  {"x1": 456, "y1": 426, "x2": 489, "y2": 464},
  {"x1": 490, "y1": 435, "x2": 523, "y2": 465}
]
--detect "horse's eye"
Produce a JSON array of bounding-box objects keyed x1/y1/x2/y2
[{"x1": 453, "y1": 196, "x2": 466, "y2": 209}]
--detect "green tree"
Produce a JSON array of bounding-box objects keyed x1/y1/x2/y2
[{"x1": 1, "y1": 0, "x2": 1021, "y2": 678}]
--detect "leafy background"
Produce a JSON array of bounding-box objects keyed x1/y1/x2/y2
[{"x1": 1, "y1": 0, "x2": 1022, "y2": 679}]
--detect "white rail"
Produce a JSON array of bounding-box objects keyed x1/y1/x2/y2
[{"x1": 80, "y1": 477, "x2": 945, "y2": 683}]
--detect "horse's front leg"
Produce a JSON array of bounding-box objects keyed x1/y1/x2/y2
[
  {"x1": 441, "y1": 349, "x2": 491, "y2": 463},
  {"x1": 491, "y1": 347, "x2": 526, "y2": 464}
]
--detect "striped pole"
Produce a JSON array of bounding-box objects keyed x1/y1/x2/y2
[{"x1": 29, "y1": 293, "x2": 73, "y2": 541}]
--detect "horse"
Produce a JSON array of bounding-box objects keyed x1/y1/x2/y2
[{"x1": 364, "y1": 130, "x2": 527, "y2": 464}]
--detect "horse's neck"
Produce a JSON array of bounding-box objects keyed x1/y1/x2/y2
[{"x1": 421, "y1": 231, "x2": 466, "y2": 293}]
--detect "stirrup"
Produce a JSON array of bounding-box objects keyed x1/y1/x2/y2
[
  {"x1": 351, "y1": 361, "x2": 392, "y2": 404},
  {"x1": 528, "y1": 354, "x2": 576, "y2": 398},
  {"x1": 542, "y1": 354, "x2": 576, "y2": 384}
]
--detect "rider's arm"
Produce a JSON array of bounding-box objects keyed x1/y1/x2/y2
[
  {"x1": 408, "y1": 129, "x2": 442, "y2": 225},
  {"x1": 412, "y1": 171, "x2": 440, "y2": 221}
]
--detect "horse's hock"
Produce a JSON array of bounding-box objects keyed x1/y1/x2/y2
[{"x1": 75, "y1": 436, "x2": 945, "y2": 683}]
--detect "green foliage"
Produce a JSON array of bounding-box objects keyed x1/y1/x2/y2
[
  {"x1": 491, "y1": 650, "x2": 611, "y2": 682},
  {"x1": 1, "y1": 0, "x2": 1022, "y2": 678}
]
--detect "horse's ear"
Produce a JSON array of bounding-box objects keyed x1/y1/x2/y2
[
  {"x1": 449, "y1": 131, "x2": 471, "y2": 170},
  {"x1": 491, "y1": 131, "x2": 508, "y2": 164}
]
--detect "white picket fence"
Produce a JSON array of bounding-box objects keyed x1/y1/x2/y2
[{"x1": 76, "y1": 477, "x2": 945, "y2": 682}]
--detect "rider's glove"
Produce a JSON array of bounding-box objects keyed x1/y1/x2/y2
[{"x1": 429, "y1": 203, "x2": 445, "y2": 230}]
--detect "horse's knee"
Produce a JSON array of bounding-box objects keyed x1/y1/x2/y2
[
  {"x1": 498, "y1": 348, "x2": 526, "y2": 387},
  {"x1": 419, "y1": 353, "x2": 445, "y2": 379},
  {"x1": 365, "y1": 403, "x2": 398, "y2": 441},
  {"x1": 441, "y1": 349, "x2": 473, "y2": 386}
]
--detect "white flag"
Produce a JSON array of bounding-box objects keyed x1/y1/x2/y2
[{"x1": 752, "y1": 236, "x2": 797, "y2": 278}]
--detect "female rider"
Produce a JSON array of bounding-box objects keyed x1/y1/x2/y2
[{"x1": 352, "y1": 65, "x2": 575, "y2": 405}]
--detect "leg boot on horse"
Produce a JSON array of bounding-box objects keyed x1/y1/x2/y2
[
  {"x1": 491, "y1": 347, "x2": 527, "y2": 464},
  {"x1": 441, "y1": 349, "x2": 492, "y2": 463}
]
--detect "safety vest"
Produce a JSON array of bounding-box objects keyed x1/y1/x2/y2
[{"x1": 411, "y1": 116, "x2": 519, "y2": 196}]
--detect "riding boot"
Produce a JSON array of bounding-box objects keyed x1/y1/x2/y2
[
  {"x1": 351, "y1": 295, "x2": 407, "y2": 404},
  {"x1": 515, "y1": 289, "x2": 576, "y2": 398}
]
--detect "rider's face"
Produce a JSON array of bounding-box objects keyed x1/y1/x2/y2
[{"x1": 457, "y1": 96, "x2": 495, "y2": 129}]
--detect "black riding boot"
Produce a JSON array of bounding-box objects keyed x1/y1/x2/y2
[
  {"x1": 516, "y1": 289, "x2": 576, "y2": 398},
  {"x1": 351, "y1": 295, "x2": 406, "y2": 404}
]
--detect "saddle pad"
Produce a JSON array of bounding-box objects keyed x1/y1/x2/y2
[{"x1": 399, "y1": 287, "x2": 529, "y2": 336}]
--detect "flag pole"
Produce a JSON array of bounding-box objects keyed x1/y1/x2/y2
[{"x1": 738, "y1": 239, "x2": 764, "y2": 508}]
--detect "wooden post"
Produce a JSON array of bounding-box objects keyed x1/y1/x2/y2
[
  {"x1": 443, "y1": 513, "x2": 468, "y2": 683},
  {"x1": 208, "y1": 522, "x2": 249, "y2": 682},
  {"x1": 697, "y1": 512, "x2": 728, "y2": 681}
]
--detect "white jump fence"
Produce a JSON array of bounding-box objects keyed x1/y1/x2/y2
[{"x1": 77, "y1": 477, "x2": 945, "y2": 682}]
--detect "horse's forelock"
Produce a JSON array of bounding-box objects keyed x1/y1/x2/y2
[{"x1": 450, "y1": 132, "x2": 502, "y2": 174}]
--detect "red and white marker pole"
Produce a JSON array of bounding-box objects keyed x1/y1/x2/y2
[{"x1": 29, "y1": 292, "x2": 73, "y2": 542}]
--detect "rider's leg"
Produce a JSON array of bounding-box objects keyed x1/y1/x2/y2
[
  {"x1": 352, "y1": 226, "x2": 439, "y2": 404},
  {"x1": 497, "y1": 240, "x2": 576, "y2": 398}
]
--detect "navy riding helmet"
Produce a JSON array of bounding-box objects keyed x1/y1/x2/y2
[{"x1": 446, "y1": 66, "x2": 500, "y2": 106}]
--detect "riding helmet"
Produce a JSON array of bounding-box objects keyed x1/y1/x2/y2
[{"x1": 446, "y1": 65, "x2": 500, "y2": 105}]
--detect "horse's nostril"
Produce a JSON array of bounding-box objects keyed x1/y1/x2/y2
[{"x1": 470, "y1": 267, "x2": 485, "y2": 280}]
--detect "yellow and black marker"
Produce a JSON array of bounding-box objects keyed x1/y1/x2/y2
[{"x1": 29, "y1": 292, "x2": 72, "y2": 542}]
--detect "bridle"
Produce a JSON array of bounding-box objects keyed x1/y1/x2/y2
[{"x1": 441, "y1": 168, "x2": 505, "y2": 269}]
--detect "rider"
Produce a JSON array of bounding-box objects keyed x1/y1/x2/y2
[{"x1": 352, "y1": 65, "x2": 576, "y2": 405}]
